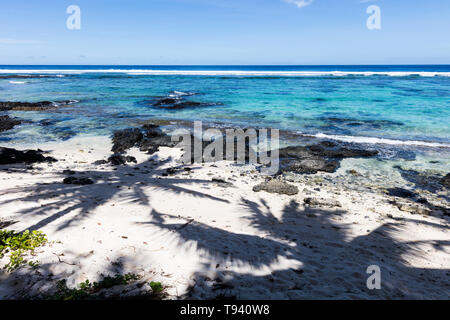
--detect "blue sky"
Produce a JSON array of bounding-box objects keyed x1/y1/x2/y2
[{"x1": 0, "y1": 0, "x2": 449, "y2": 65}]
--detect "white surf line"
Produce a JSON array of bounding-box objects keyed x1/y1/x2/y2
[
  {"x1": 301, "y1": 132, "x2": 450, "y2": 148},
  {"x1": 0, "y1": 69, "x2": 450, "y2": 77}
]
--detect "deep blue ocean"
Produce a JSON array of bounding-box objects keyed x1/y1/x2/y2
[{"x1": 1, "y1": 65, "x2": 449, "y2": 155}]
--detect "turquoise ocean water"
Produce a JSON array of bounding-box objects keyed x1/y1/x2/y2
[{"x1": 1, "y1": 65, "x2": 449, "y2": 162}]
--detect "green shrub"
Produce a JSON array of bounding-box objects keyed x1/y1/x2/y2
[
  {"x1": 149, "y1": 281, "x2": 163, "y2": 293},
  {"x1": 0, "y1": 229, "x2": 47, "y2": 271},
  {"x1": 53, "y1": 273, "x2": 141, "y2": 300}
]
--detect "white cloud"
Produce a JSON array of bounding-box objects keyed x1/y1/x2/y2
[
  {"x1": 0, "y1": 38, "x2": 43, "y2": 45},
  {"x1": 283, "y1": 0, "x2": 314, "y2": 9}
]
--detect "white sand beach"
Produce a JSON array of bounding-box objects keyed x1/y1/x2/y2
[{"x1": 0, "y1": 135, "x2": 449, "y2": 299}]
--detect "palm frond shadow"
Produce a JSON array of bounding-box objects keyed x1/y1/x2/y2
[
  {"x1": 140, "y1": 198, "x2": 450, "y2": 299},
  {"x1": 0, "y1": 155, "x2": 228, "y2": 232},
  {"x1": 1, "y1": 153, "x2": 449, "y2": 299}
]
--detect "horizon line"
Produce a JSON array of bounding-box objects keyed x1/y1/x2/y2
[{"x1": 1, "y1": 64, "x2": 450, "y2": 67}]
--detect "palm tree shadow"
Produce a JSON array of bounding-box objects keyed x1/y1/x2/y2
[
  {"x1": 139, "y1": 198, "x2": 449, "y2": 299},
  {"x1": 0, "y1": 155, "x2": 229, "y2": 232},
  {"x1": 1, "y1": 153, "x2": 449, "y2": 299}
]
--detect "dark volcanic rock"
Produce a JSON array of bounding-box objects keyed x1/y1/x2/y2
[
  {"x1": 162, "y1": 167, "x2": 179, "y2": 177},
  {"x1": 393, "y1": 165, "x2": 444, "y2": 193},
  {"x1": 144, "y1": 93, "x2": 222, "y2": 110},
  {"x1": 112, "y1": 124, "x2": 175, "y2": 154},
  {"x1": 153, "y1": 98, "x2": 180, "y2": 106},
  {"x1": 111, "y1": 128, "x2": 143, "y2": 153},
  {"x1": 212, "y1": 176, "x2": 233, "y2": 187},
  {"x1": 151, "y1": 97, "x2": 195, "y2": 109},
  {"x1": 108, "y1": 154, "x2": 137, "y2": 166},
  {"x1": 441, "y1": 173, "x2": 450, "y2": 189},
  {"x1": 281, "y1": 157, "x2": 339, "y2": 174},
  {"x1": 0, "y1": 100, "x2": 75, "y2": 111},
  {"x1": 304, "y1": 197, "x2": 342, "y2": 207},
  {"x1": 394, "y1": 202, "x2": 431, "y2": 216},
  {"x1": 138, "y1": 135, "x2": 174, "y2": 152},
  {"x1": 92, "y1": 159, "x2": 109, "y2": 165},
  {"x1": 394, "y1": 150, "x2": 416, "y2": 161},
  {"x1": 63, "y1": 177, "x2": 94, "y2": 185},
  {"x1": 142, "y1": 123, "x2": 162, "y2": 137},
  {"x1": 0, "y1": 115, "x2": 21, "y2": 132},
  {"x1": 0, "y1": 147, "x2": 57, "y2": 165},
  {"x1": 38, "y1": 119, "x2": 55, "y2": 126},
  {"x1": 305, "y1": 143, "x2": 378, "y2": 159},
  {"x1": 0, "y1": 75, "x2": 55, "y2": 79},
  {"x1": 387, "y1": 187, "x2": 416, "y2": 199},
  {"x1": 166, "y1": 101, "x2": 204, "y2": 109},
  {"x1": 253, "y1": 180, "x2": 299, "y2": 195},
  {"x1": 318, "y1": 117, "x2": 404, "y2": 130},
  {"x1": 278, "y1": 141, "x2": 378, "y2": 174},
  {"x1": 108, "y1": 124, "x2": 378, "y2": 176},
  {"x1": 179, "y1": 134, "x2": 258, "y2": 164},
  {"x1": 1, "y1": 101, "x2": 51, "y2": 111}
]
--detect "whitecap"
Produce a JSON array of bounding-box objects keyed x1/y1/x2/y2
[
  {"x1": 1, "y1": 69, "x2": 450, "y2": 77},
  {"x1": 300, "y1": 132, "x2": 450, "y2": 148}
]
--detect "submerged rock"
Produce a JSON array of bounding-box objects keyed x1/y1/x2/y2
[
  {"x1": 160, "y1": 101, "x2": 205, "y2": 109},
  {"x1": 0, "y1": 75, "x2": 56, "y2": 79},
  {"x1": 0, "y1": 147, "x2": 57, "y2": 165},
  {"x1": 142, "y1": 92, "x2": 222, "y2": 110},
  {"x1": 387, "y1": 187, "x2": 416, "y2": 199},
  {"x1": 151, "y1": 98, "x2": 210, "y2": 109},
  {"x1": 0, "y1": 115, "x2": 21, "y2": 132},
  {"x1": 347, "y1": 169, "x2": 362, "y2": 176},
  {"x1": 0, "y1": 100, "x2": 75, "y2": 111},
  {"x1": 318, "y1": 117, "x2": 404, "y2": 132},
  {"x1": 281, "y1": 157, "x2": 339, "y2": 174},
  {"x1": 440, "y1": 173, "x2": 450, "y2": 189},
  {"x1": 395, "y1": 202, "x2": 431, "y2": 216},
  {"x1": 38, "y1": 119, "x2": 55, "y2": 126},
  {"x1": 63, "y1": 176, "x2": 94, "y2": 185},
  {"x1": 154, "y1": 98, "x2": 180, "y2": 106},
  {"x1": 253, "y1": 180, "x2": 299, "y2": 195},
  {"x1": 394, "y1": 166, "x2": 443, "y2": 192}
]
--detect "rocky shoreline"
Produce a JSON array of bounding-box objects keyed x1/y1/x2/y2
[
  {"x1": 0, "y1": 115, "x2": 22, "y2": 133},
  {"x1": 1, "y1": 102, "x2": 449, "y2": 300},
  {"x1": 2, "y1": 121, "x2": 448, "y2": 218},
  {"x1": 0, "y1": 100, "x2": 76, "y2": 112},
  {"x1": 0, "y1": 125, "x2": 449, "y2": 299}
]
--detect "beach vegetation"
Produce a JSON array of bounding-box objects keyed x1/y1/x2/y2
[
  {"x1": 52, "y1": 273, "x2": 152, "y2": 300},
  {"x1": 149, "y1": 281, "x2": 164, "y2": 293},
  {"x1": 0, "y1": 229, "x2": 47, "y2": 271}
]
